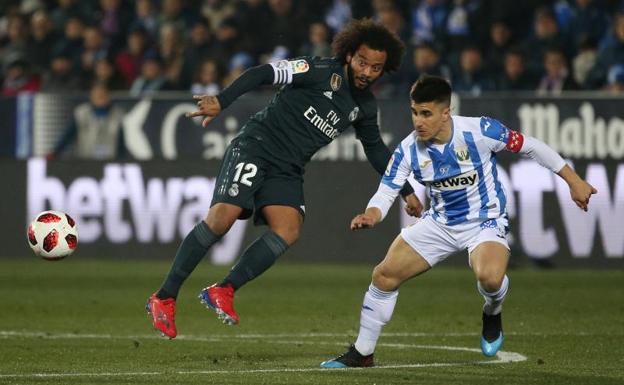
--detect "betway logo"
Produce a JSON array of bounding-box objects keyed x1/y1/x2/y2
[
  {"x1": 26, "y1": 159, "x2": 245, "y2": 265},
  {"x1": 431, "y1": 170, "x2": 478, "y2": 191},
  {"x1": 304, "y1": 106, "x2": 339, "y2": 139}
]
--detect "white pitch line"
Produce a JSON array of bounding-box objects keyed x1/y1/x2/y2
[
  {"x1": 0, "y1": 329, "x2": 610, "y2": 341},
  {"x1": 0, "y1": 330, "x2": 484, "y2": 340},
  {"x1": 0, "y1": 362, "x2": 498, "y2": 379},
  {"x1": 0, "y1": 358, "x2": 523, "y2": 379},
  {"x1": 0, "y1": 330, "x2": 527, "y2": 379}
]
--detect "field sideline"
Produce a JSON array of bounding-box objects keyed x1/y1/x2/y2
[{"x1": 0, "y1": 259, "x2": 622, "y2": 385}]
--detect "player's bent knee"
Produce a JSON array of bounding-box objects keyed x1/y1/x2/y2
[
  {"x1": 477, "y1": 274, "x2": 504, "y2": 292},
  {"x1": 270, "y1": 225, "x2": 301, "y2": 246},
  {"x1": 372, "y1": 265, "x2": 400, "y2": 291},
  {"x1": 205, "y1": 204, "x2": 241, "y2": 235}
]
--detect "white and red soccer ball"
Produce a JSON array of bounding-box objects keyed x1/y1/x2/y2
[{"x1": 27, "y1": 210, "x2": 78, "y2": 261}]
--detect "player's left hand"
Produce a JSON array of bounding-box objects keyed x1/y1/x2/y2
[
  {"x1": 186, "y1": 95, "x2": 222, "y2": 127},
  {"x1": 350, "y1": 213, "x2": 377, "y2": 230},
  {"x1": 569, "y1": 180, "x2": 597, "y2": 212},
  {"x1": 404, "y1": 194, "x2": 423, "y2": 217}
]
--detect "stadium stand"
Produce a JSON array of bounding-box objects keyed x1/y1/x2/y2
[{"x1": 2, "y1": 0, "x2": 624, "y2": 97}]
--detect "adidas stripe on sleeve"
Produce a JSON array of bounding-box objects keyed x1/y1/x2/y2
[
  {"x1": 269, "y1": 60, "x2": 293, "y2": 84},
  {"x1": 269, "y1": 59, "x2": 311, "y2": 85}
]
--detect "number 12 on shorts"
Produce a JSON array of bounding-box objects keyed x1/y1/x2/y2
[{"x1": 233, "y1": 162, "x2": 258, "y2": 186}]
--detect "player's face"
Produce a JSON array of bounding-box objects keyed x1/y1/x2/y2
[
  {"x1": 347, "y1": 44, "x2": 387, "y2": 89},
  {"x1": 411, "y1": 101, "x2": 451, "y2": 143}
]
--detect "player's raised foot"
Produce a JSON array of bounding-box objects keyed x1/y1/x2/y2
[
  {"x1": 146, "y1": 294, "x2": 177, "y2": 339},
  {"x1": 481, "y1": 311, "x2": 504, "y2": 357},
  {"x1": 320, "y1": 345, "x2": 374, "y2": 368},
  {"x1": 198, "y1": 283, "x2": 239, "y2": 325}
]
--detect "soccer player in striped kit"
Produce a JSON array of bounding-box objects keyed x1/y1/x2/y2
[{"x1": 321, "y1": 75, "x2": 597, "y2": 368}]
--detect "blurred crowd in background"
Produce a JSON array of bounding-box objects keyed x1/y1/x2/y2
[{"x1": 2, "y1": 0, "x2": 624, "y2": 99}]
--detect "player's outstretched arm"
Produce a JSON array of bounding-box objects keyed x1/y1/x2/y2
[
  {"x1": 186, "y1": 64, "x2": 275, "y2": 127},
  {"x1": 500, "y1": 131, "x2": 598, "y2": 211},
  {"x1": 480, "y1": 117, "x2": 598, "y2": 212},
  {"x1": 351, "y1": 207, "x2": 382, "y2": 230},
  {"x1": 557, "y1": 164, "x2": 598, "y2": 212},
  {"x1": 354, "y1": 120, "x2": 419, "y2": 214},
  {"x1": 355, "y1": 140, "x2": 414, "y2": 227},
  {"x1": 514, "y1": 135, "x2": 598, "y2": 212}
]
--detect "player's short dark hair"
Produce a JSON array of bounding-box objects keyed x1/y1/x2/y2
[
  {"x1": 410, "y1": 75, "x2": 452, "y2": 106},
  {"x1": 332, "y1": 18, "x2": 405, "y2": 73}
]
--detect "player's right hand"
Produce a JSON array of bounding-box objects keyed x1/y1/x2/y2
[
  {"x1": 186, "y1": 95, "x2": 222, "y2": 127},
  {"x1": 350, "y1": 214, "x2": 376, "y2": 230}
]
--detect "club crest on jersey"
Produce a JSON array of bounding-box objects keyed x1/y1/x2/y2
[
  {"x1": 454, "y1": 146, "x2": 471, "y2": 162},
  {"x1": 228, "y1": 183, "x2": 239, "y2": 197},
  {"x1": 349, "y1": 106, "x2": 359, "y2": 121},
  {"x1": 291, "y1": 59, "x2": 309, "y2": 74},
  {"x1": 439, "y1": 165, "x2": 450, "y2": 175},
  {"x1": 330, "y1": 73, "x2": 342, "y2": 91}
]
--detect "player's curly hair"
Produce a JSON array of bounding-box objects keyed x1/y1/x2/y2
[{"x1": 332, "y1": 18, "x2": 405, "y2": 73}]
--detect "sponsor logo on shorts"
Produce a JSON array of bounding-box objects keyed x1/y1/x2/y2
[
  {"x1": 480, "y1": 219, "x2": 497, "y2": 229},
  {"x1": 431, "y1": 170, "x2": 478, "y2": 191},
  {"x1": 480, "y1": 218, "x2": 507, "y2": 239}
]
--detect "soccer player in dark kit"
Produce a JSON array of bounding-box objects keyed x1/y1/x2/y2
[{"x1": 146, "y1": 19, "x2": 422, "y2": 338}]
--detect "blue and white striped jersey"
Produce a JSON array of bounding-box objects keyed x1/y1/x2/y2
[{"x1": 378, "y1": 115, "x2": 525, "y2": 226}]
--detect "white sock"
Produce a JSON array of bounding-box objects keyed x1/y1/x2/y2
[
  {"x1": 477, "y1": 275, "x2": 509, "y2": 316},
  {"x1": 353, "y1": 284, "x2": 398, "y2": 356}
]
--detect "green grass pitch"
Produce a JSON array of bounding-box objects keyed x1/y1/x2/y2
[{"x1": 0, "y1": 259, "x2": 622, "y2": 384}]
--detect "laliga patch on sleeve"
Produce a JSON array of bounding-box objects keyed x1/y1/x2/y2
[
  {"x1": 480, "y1": 116, "x2": 509, "y2": 143},
  {"x1": 290, "y1": 59, "x2": 310, "y2": 74}
]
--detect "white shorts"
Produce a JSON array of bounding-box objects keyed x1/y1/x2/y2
[{"x1": 400, "y1": 213, "x2": 510, "y2": 267}]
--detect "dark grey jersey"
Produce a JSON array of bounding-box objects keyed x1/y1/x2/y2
[{"x1": 240, "y1": 57, "x2": 382, "y2": 168}]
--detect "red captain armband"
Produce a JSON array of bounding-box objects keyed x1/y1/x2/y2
[{"x1": 506, "y1": 130, "x2": 524, "y2": 153}]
